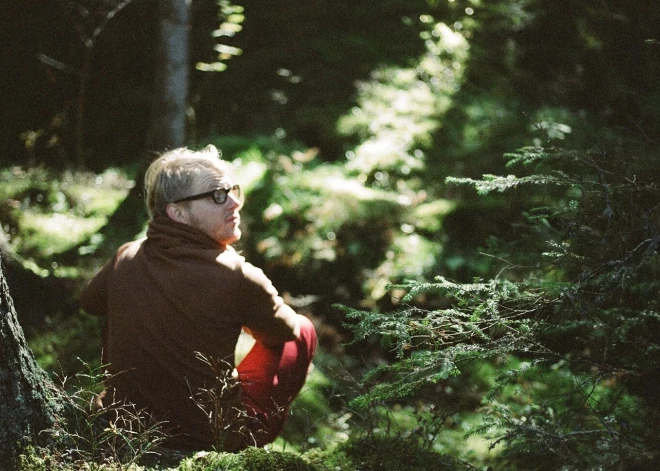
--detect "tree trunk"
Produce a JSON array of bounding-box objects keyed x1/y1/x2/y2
[
  {"x1": 145, "y1": 0, "x2": 190, "y2": 152},
  {"x1": 0, "y1": 252, "x2": 60, "y2": 470}
]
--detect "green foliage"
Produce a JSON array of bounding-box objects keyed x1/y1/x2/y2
[
  {"x1": 0, "y1": 166, "x2": 132, "y2": 276},
  {"x1": 6, "y1": 3, "x2": 660, "y2": 468},
  {"x1": 343, "y1": 141, "x2": 660, "y2": 469},
  {"x1": 339, "y1": 275, "x2": 540, "y2": 409},
  {"x1": 203, "y1": 134, "x2": 455, "y2": 308},
  {"x1": 474, "y1": 360, "x2": 654, "y2": 471},
  {"x1": 195, "y1": 0, "x2": 245, "y2": 72},
  {"x1": 275, "y1": 353, "x2": 345, "y2": 451},
  {"x1": 180, "y1": 447, "x2": 315, "y2": 471},
  {"x1": 29, "y1": 311, "x2": 103, "y2": 376},
  {"x1": 179, "y1": 435, "x2": 469, "y2": 471},
  {"x1": 448, "y1": 173, "x2": 568, "y2": 195},
  {"x1": 17, "y1": 446, "x2": 60, "y2": 471},
  {"x1": 21, "y1": 362, "x2": 167, "y2": 470},
  {"x1": 337, "y1": 20, "x2": 469, "y2": 183},
  {"x1": 313, "y1": 435, "x2": 468, "y2": 471}
]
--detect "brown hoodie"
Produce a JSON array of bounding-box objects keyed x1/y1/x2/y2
[{"x1": 80, "y1": 216, "x2": 298, "y2": 450}]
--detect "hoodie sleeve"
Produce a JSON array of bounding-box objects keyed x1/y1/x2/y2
[
  {"x1": 237, "y1": 261, "x2": 300, "y2": 346},
  {"x1": 79, "y1": 242, "x2": 134, "y2": 317},
  {"x1": 79, "y1": 258, "x2": 113, "y2": 317}
]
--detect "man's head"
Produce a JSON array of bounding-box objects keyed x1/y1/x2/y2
[{"x1": 145, "y1": 146, "x2": 243, "y2": 246}]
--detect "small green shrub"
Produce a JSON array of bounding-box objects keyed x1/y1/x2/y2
[{"x1": 42, "y1": 362, "x2": 167, "y2": 470}]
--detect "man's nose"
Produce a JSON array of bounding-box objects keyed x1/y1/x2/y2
[{"x1": 227, "y1": 193, "x2": 241, "y2": 209}]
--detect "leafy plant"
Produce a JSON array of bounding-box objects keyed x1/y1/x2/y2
[{"x1": 341, "y1": 141, "x2": 660, "y2": 469}]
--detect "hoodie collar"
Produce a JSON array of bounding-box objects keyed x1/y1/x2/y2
[{"x1": 146, "y1": 216, "x2": 225, "y2": 251}]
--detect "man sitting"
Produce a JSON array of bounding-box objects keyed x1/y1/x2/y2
[{"x1": 80, "y1": 146, "x2": 316, "y2": 451}]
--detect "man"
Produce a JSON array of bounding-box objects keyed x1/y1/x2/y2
[{"x1": 80, "y1": 146, "x2": 316, "y2": 451}]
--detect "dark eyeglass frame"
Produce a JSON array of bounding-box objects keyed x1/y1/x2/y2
[{"x1": 173, "y1": 184, "x2": 241, "y2": 205}]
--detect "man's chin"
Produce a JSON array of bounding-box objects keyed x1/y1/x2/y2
[{"x1": 222, "y1": 230, "x2": 241, "y2": 246}]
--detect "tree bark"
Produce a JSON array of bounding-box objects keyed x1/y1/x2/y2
[
  {"x1": 144, "y1": 0, "x2": 190, "y2": 152},
  {"x1": 0, "y1": 252, "x2": 60, "y2": 470}
]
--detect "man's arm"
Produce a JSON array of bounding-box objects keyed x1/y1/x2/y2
[
  {"x1": 237, "y1": 262, "x2": 302, "y2": 346},
  {"x1": 80, "y1": 259, "x2": 113, "y2": 317},
  {"x1": 244, "y1": 305, "x2": 301, "y2": 346}
]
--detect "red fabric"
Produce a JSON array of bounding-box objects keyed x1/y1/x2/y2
[{"x1": 237, "y1": 315, "x2": 317, "y2": 445}]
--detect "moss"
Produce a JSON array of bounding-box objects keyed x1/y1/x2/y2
[
  {"x1": 16, "y1": 445, "x2": 66, "y2": 471},
  {"x1": 303, "y1": 447, "x2": 354, "y2": 471},
  {"x1": 180, "y1": 448, "x2": 316, "y2": 471},
  {"x1": 331, "y1": 436, "x2": 466, "y2": 471}
]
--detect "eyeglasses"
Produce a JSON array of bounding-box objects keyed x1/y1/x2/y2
[{"x1": 173, "y1": 184, "x2": 242, "y2": 205}]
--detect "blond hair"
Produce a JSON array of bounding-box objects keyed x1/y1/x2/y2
[{"x1": 144, "y1": 145, "x2": 231, "y2": 218}]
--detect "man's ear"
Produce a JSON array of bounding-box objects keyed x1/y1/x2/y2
[{"x1": 166, "y1": 203, "x2": 189, "y2": 224}]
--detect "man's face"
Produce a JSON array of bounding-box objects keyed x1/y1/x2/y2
[{"x1": 181, "y1": 168, "x2": 242, "y2": 246}]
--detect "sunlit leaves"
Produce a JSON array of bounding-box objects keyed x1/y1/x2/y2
[
  {"x1": 196, "y1": 0, "x2": 244, "y2": 72},
  {"x1": 337, "y1": 21, "x2": 469, "y2": 181},
  {"x1": 448, "y1": 173, "x2": 567, "y2": 195}
]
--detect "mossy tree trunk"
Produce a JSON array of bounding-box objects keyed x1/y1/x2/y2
[{"x1": 0, "y1": 252, "x2": 60, "y2": 470}]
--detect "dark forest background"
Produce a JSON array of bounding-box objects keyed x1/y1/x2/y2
[{"x1": 2, "y1": 0, "x2": 660, "y2": 469}]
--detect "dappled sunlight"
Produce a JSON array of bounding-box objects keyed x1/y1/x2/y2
[
  {"x1": 251, "y1": 162, "x2": 421, "y2": 279},
  {"x1": 19, "y1": 212, "x2": 106, "y2": 256},
  {"x1": 346, "y1": 136, "x2": 426, "y2": 176},
  {"x1": 411, "y1": 199, "x2": 456, "y2": 233},
  {"x1": 231, "y1": 159, "x2": 268, "y2": 192},
  {"x1": 240, "y1": 149, "x2": 459, "y2": 312},
  {"x1": 338, "y1": 21, "x2": 469, "y2": 181},
  {"x1": 367, "y1": 231, "x2": 442, "y2": 301},
  {"x1": 302, "y1": 167, "x2": 404, "y2": 203},
  {"x1": 0, "y1": 166, "x2": 132, "y2": 275},
  {"x1": 5, "y1": 0, "x2": 659, "y2": 467}
]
